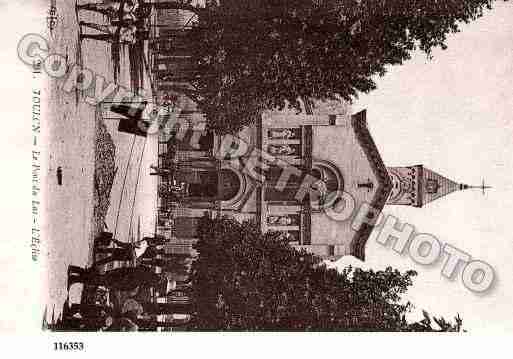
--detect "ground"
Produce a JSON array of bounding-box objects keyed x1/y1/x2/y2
[{"x1": 43, "y1": 0, "x2": 157, "y2": 325}]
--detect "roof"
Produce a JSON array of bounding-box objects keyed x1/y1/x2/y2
[
  {"x1": 349, "y1": 110, "x2": 393, "y2": 260},
  {"x1": 420, "y1": 167, "x2": 465, "y2": 206}
]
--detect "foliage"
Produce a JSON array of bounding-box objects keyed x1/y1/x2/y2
[
  {"x1": 156, "y1": 0, "x2": 498, "y2": 133},
  {"x1": 188, "y1": 216, "x2": 462, "y2": 331}
]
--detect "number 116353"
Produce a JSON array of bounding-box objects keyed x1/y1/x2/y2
[{"x1": 53, "y1": 342, "x2": 84, "y2": 351}]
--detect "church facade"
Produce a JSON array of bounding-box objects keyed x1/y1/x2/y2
[{"x1": 154, "y1": 97, "x2": 476, "y2": 262}]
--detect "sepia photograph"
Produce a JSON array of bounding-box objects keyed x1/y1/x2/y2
[{"x1": 1, "y1": 0, "x2": 513, "y2": 341}]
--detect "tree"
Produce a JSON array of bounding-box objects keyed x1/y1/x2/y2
[
  {"x1": 152, "y1": 0, "x2": 500, "y2": 134},
  {"x1": 187, "y1": 216, "x2": 462, "y2": 331}
]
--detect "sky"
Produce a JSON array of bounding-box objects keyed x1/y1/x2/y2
[{"x1": 343, "y1": 2, "x2": 513, "y2": 332}]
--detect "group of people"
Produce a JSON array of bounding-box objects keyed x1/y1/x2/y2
[
  {"x1": 67, "y1": 232, "x2": 179, "y2": 289},
  {"x1": 78, "y1": 0, "x2": 152, "y2": 45},
  {"x1": 61, "y1": 232, "x2": 188, "y2": 331}
]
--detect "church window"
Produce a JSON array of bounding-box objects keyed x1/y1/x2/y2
[
  {"x1": 219, "y1": 168, "x2": 241, "y2": 202},
  {"x1": 266, "y1": 211, "x2": 304, "y2": 244},
  {"x1": 267, "y1": 144, "x2": 302, "y2": 157},
  {"x1": 266, "y1": 127, "x2": 305, "y2": 160},
  {"x1": 267, "y1": 128, "x2": 301, "y2": 140},
  {"x1": 267, "y1": 214, "x2": 300, "y2": 226},
  {"x1": 426, "y1": 179, "x2": 440, "y2": 194},
  {"x1": 310, "y1": 164, "x2": 341, "y2": 209}
]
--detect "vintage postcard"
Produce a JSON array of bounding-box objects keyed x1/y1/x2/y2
[{"x1": 3, "y1": 0, "x2": 513, "y2": 340}]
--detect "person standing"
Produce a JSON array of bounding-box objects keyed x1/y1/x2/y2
[
  {"x1": 77, "y1": 0, "x2": 140, "y2": 22},
  {"x1": 67, "y1": 265, "x2": 166, "y2": 292},
  {"x1": 60, "y1": 300, "x2": 114, "y2": 331},
  {"x1": 79, "y1": 21, "x2": 138, "y2": 45},
  {"x1": 93, "y1": 235, "x2": 148, "y2": 267}
]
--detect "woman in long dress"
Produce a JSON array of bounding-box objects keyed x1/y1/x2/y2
[
  {"x1": 77, "y1": 0, "x2": 140, "y2": 22},
  {"x1": 79, "y1": 21, "x2": 138, "y2": 44},
  {"x1": 93, "y1": 234, "x2": 149, "y2": 267}
]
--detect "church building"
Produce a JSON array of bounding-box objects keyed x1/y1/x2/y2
[{"x1": 153, "y1": 97, "x2": 482, "y2": 262}]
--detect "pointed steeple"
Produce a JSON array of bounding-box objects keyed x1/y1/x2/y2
[
  {"x1": 421, "y1": 167, "x2": 463, "y2": 205},
  {"x1": 386, "y1": 165, "x2": 490, "y2": 207}
]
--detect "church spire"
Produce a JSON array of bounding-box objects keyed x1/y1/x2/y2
[
  {"x1": 421, "y1": 167, "x2": 468, "y2": 206},
  {"x1": 386, "y1": 165, "x2": 489, "y2": 207}
]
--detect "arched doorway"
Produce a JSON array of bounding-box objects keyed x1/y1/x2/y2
[{"x1": 180, "y1": 168, "x2": 242, "y2": 203}]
